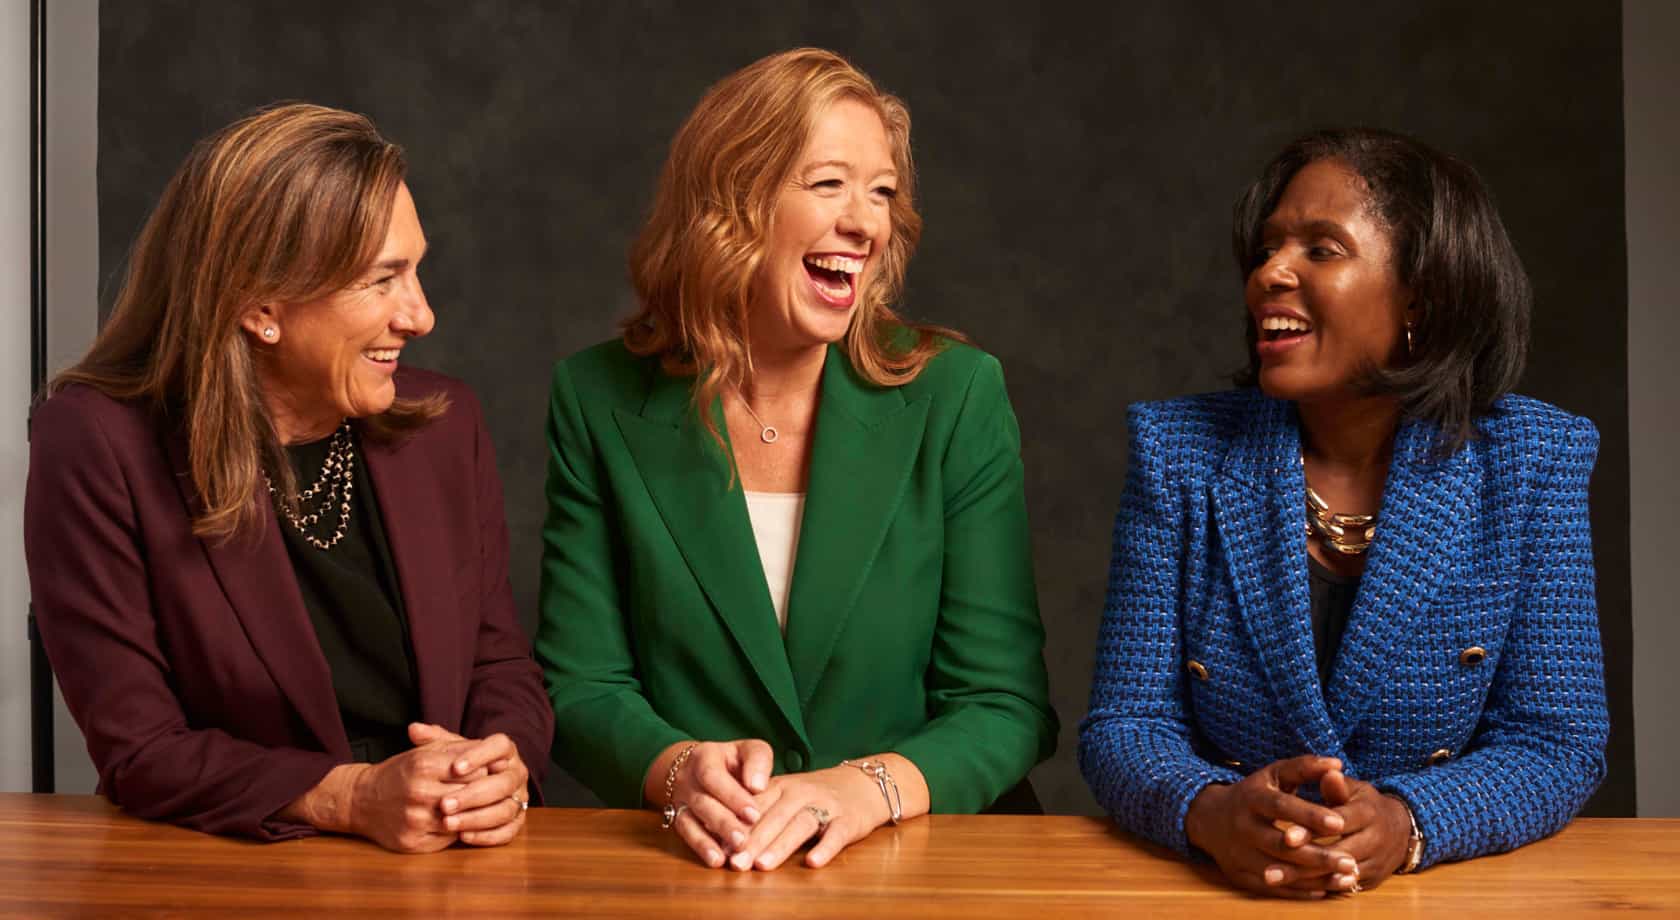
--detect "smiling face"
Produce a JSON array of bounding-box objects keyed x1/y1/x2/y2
[
  {"x1": 750, "y1": 97, "x2": 897, "y2": 353},
  {"x1": 246, "y1": 182, "x2": 434, "y2": 442},
  {"x1": 1245, "y1": 158, "x2": 1414, "y2": 404}
]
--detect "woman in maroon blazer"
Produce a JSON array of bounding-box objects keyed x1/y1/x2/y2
[{"x1": 24, "y1": 104, "x2": 551, "y2": 851}]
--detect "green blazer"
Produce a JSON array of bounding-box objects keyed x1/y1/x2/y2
[{"x1": 535, "y1": 339, "x2": 1057, "y2": 811}]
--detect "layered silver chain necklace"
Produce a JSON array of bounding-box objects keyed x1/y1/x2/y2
[{"x1": 268, "y1": 421, "x2": 356, "y2": 550}]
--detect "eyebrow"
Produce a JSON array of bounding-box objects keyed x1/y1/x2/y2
[
  {"x1": 1262, "y1": 218, "x2": 1350, "y2": 239},
  {"x1": 801, "y1": 159, "x2": 898, "y2": 179},
  {"x1": 367, "y1": 245, "x2": 427, "y2": 274}
]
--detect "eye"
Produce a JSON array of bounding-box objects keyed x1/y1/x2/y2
[
  {"x1": 872, "y1": 185, "x2": 897, "y2": 200},
  {"x1": 811, "y1": 178, "x2": 843, "y2": 192},
  {"x1": 1309, "y1": 243, "x2": 1344, "y2": 259}
]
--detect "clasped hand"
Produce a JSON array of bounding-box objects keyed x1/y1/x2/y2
[
  {"x1": 662, "y1": 739, "x2": 891, "y2": 870},
  {"x1": 347, "y1": 722, "x2": 530, "y2": 853},
  {"x1": 1185, "y1": 755, "x2": 1412, "y2": 898}
]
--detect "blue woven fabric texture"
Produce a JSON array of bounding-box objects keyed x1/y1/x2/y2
[{"x1": 1077, "y1": 388, "x2": 1609, "y2": 868}]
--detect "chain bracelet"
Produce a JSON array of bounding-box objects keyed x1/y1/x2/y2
[
  {"x1": 841, "y1": 758, "x2": 903, "y2": 825},
  {"x1": 660, "y1": 743, "x2": 699, "y2": 830}
]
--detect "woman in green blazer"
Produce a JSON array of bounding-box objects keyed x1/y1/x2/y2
[{"x1": 536, "y1": 48, "x2": 1057, "y2": 872}]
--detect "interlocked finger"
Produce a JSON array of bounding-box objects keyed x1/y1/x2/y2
[
  {"x1": 686, "y1": 793, "x2": 751, "y2": 851},
  {"x1": 1229, "y1": 869, "x2": 1327, "y2": 900},
  {"x1": 459, "y1": 802, "x2": 526, "y2": 848},
  {"x1": 672, "y1": 806, "x2": 727, "y2": 868},
  {"x1": 447, "y1": 792, "x2": 526, "y2": 833},
  {"x1": 753, "y1": 804, "x2": 828, "y2": 871}
]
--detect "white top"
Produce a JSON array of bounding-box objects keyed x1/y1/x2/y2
[{"x1": 743, "y1": 490, "x2": 806, "y2": 633}]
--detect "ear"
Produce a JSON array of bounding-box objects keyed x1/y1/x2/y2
[{"x1": 240, "y1": 303, "x2": 283, "y2": 344}]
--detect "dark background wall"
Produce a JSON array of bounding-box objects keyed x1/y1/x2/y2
[{"x1": 98, "y1": 1, "x2": 1633, "y2": 816}]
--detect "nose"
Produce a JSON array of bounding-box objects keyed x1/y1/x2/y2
[
  {"x1": 391, "y1": 275, "x2": 435, "y2": 338},
  {"x1": 835, "y1": 185, "x2": 882, "y2": 244},
  {"x1": 1252, "y1": 248, "x2": 1298, "y2": 292}
]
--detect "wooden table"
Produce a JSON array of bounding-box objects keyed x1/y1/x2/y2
[{"x1": 1, "y1": 794, "x2": 1674, "y2": 917}]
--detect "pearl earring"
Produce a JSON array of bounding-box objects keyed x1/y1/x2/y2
[
  {"x1": 1404, "y1": 322, "x2": 1414, "y2": 355},
  {"x1": 262, "y1": 327, "x2": 277, "y2": 340}
]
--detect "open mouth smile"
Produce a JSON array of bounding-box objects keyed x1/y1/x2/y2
[
  {"x1": 1255, "y1": 313, "x2": 1313, "y2": 357},
  {"x1": 804, "y1": 253, "x2": 865, "y2": 308},
  {"x1": 1260, "y1": 314, "x2": 1312, "y2": 342}
]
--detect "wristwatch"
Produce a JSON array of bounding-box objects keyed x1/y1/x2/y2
[{"x1": 1392, "y1": 795, "x2": 1425, "y2": 873}]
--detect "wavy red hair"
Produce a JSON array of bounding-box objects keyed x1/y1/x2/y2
[{"x1": 623, "y1": 48, "x2": 962, "y2": 442}]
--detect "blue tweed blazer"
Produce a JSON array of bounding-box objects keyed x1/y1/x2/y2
[{"x1": 1078, "y1": 388, "x2": 1608, "y2": 869}]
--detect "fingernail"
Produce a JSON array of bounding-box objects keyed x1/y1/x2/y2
[
  {"x1": 730, "y1": 830, "x2": 745, "y2": 847},
  {"x1": 1287, "y1": 827, "x2": 1306, "y2": 846},
  {"x1": 1324, "y1": 814, "x2": 1345, "y2": 831},
  {"x1": 442, "y1": 798, "x2": 458, "y2": 813},
  {"x1": 1308, "y1": 891, "x2": 1325, "y2": 900},
  {"x1": 1263, "y1": 867, "x2": 1283, "y2": 885},
  {"x1": 731, "y1": 851, "x2": 752, "y2": 871},
  {"x1": 456, "y1": 759, "x2": 471, "y2": 773},
  {"x1": 750, "y1": 774, "x2": 766, "y2": 790},
  {"x1": 706, "y1": 849, "x2": 722, "y2": 867},
  {"x1": 744, "y1": 807, "x2": 761, "y2": 823},
  {"x1": 1338, "y1": 857, "x2": 1357, "y2": 875},
  {"x1": 446, "y1": 816, "x2": 459, "y2": 831}
]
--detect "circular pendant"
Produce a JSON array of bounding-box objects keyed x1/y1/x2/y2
[{"x1": 760, "y1": 426, "x2": 779, "y2": 444}]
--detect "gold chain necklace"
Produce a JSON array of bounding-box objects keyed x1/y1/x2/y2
[
  {"x1": 268, "y1": 422, "x2": 356, "y2": 551},
  {"x1": 1303, "y1": 471, "x2": 1377, "y2": 556}
]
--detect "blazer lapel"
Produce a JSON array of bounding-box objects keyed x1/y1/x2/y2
[
  {"x1": 614, "y1": 374, "x2": 808, "y2": 746},
  {"x1": 361, "y1": 431, "x2": 460, "y2": 727},
  {"x1": 1209, "y1": 396, "x2": 1340, "y2": 755},
  {"x1": 783, "y1": 347, "x2": 929, "y2": 706},
  {"x1": 1323, "y1": 421, "x2": 1473, "y2": 740},
  {"x1": 164, "y1": 432, "x2": 348, "y2": 757}
]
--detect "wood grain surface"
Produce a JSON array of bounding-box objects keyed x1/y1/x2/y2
[{"x1": 1, "y1": 794, "x2": 1673, "y2": 917}]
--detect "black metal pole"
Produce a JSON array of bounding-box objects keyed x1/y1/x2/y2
[{"x1": 29, "y1": 0, "x2": 56, "y2": 795}]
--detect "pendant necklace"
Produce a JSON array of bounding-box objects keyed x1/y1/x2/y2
[{"x1": 735, "y1": 392, "x2": 779, "y2": 444}]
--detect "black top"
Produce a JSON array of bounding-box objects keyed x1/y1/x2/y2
[
  {"x1": 278, "y1": 430, "x2": 419, "y2": 764},
  {"x1": 1307, "y1": 555, "x2": 1360, "y2": 686}
]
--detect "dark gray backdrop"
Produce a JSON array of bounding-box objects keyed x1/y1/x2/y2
[{"x1": 98, "y1": 1, "x2": 1634, "y2": 816}]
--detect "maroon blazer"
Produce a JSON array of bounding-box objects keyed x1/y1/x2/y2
[{"x1": 25, "y1": 368, "x2": 552, "y2": 841}]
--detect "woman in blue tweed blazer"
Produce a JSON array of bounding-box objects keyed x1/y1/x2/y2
[{"x1": 1079, "y1": 129, "x2": 1608, "y2": 899}]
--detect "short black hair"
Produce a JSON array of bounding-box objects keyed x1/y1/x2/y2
[{"x1": 1231, "y1": 127, "x2": 1531, "y2": 454}]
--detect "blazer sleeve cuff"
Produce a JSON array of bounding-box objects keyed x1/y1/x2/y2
[
  {"x1": 250, "y1": 750, "x2": 346, "y2": 841},
  {"x1": 120, "y1": 748, "x2": 342, "y2": 843},
  {"x1": 1372, "y1": 772, "x2": 1453, "y2": 869},
  {"x1": 1159, "y1": 764, "x2": 1243, "y2": 856},
  {"x1": 891, "y1": 714, "x2": 1052, "y2": 814},
  {"x1": 553, "y1": 701, "x2": 688, "y2": 809}
]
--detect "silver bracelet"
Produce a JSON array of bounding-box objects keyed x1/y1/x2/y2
[{"x1": 841, "y1": 759, "x2": 903, "y2": 824}]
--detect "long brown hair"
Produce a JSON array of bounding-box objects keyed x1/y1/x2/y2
[
  {"x1": 623, "y1": 48, "x2": 963, "y2": 443},
  {"x1": 50, "y1": 102, "x2": 445, "y2": 542}
]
